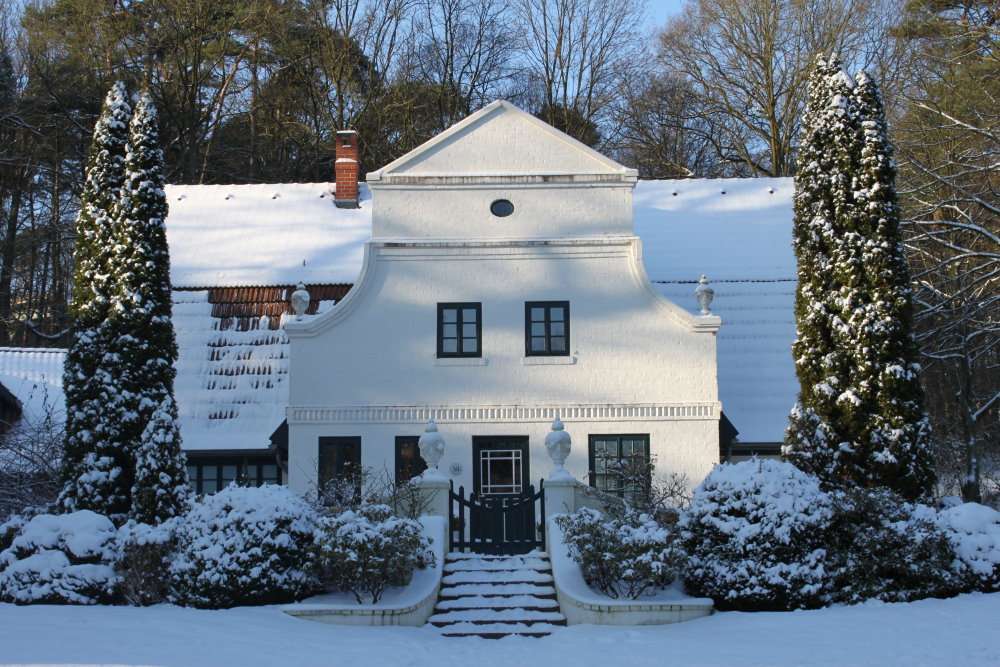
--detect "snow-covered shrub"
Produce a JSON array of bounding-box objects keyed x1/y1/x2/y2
[
  {"x1": 933, "y1": 502, "x2": 1000, "y2": 593},
  {"x1": 167, "y1": 484, "x2": 319, "y2": 609},
  {"x1": 825, "y1": 488, "x2": 956, "y2": 604},
  {"x1": 312, "y1": 504, "x2": 433, "y2": 604},
  {"x1": 556, "y1": 506, "x2": 683, "y2": 599},
  {"x1": 115, "y1": 519, "x2": 177, "y2": 606},
  {"x1": 681, "y1": 459, "x2": 832, "y2": 611},
  {"x1": 0, "y1": 510, "x2": 118, "y2": 604}
]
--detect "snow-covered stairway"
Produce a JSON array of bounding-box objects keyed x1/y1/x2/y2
[{"x1": 428, "y1": 552, "x2": 566, "y2": 638}]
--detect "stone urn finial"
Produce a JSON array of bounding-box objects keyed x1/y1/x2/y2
[
  {"x1": 694, "y1": 275, "x2": 715, "y2": 316},
  {"x1": 418, "y1": 419, "x2": 446, "y2": 478},
  {"x1": 290, "y1": 282, "x2": 310, "y2": 320},
  {"x1": 544, "y1": 416, "x2": 573, "y2": 481}
]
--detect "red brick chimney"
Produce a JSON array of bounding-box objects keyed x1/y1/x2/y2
[{"x1": 334, "y1": 130, "x2": 359, "y2": 209}]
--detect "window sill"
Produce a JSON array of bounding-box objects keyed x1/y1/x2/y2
[
  {"x1": 434, "y1": 357, "x2": 487, "y2": 366},
  {"x1": 522, "y1": 356, "x2": 576, "y2": 365}
]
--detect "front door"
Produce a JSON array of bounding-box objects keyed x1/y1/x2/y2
[
  {"x1": 470, "y1": 437, "x2": 536, "y2": 552},
  {"x1": 473, "y1": 436, "x2": 530, "y2": 499}
]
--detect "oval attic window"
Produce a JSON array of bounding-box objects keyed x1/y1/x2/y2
[{"x1": 490, "y1": 199, "x2": 514, "y2": 217}]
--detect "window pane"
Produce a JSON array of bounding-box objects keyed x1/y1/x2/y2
[
  {"x1": 442, "y1": 309, "x2": 457, "y2": 323},
  {"x1": 531, "y1": 322, "x2": 545, "y2": 336},
  {"x1": 462, "y1": 323, "x2": 477, "y2": 338},
  {"x1": 550, "y1": 307, "x2": 564, "y2": 321},
  {"x1": 531, "y1": 337, "x2": 546, "y2": 351},
  {"x1": 550, "y1": 322, "x2": 564, "y2": 335},
  {"x1": 203, "y1": 479, "x2": 218, "y2": 493},
  {"x1": 443, "y1": 323, "x2": 457, "y2": 338},
  {"x1": 187, "y1": 466, "x2": 198, "y2": 481},
  {"x1": 531, "y1": 307, "x2": 545, "y2": 321},
  {"x1": 443, "y1": 339, "x2": 458, "y2": 353},
  {"x1": 462, "y1": 308, "x2": 477, "y2": 322},
  {"x1": 202, "y1": 465, "x2": 217, "y2": 481},
  {"x1": 223, "y1": 465, "x2": 237, "y2": 479},
  {"x1": 462, "y1": 339, "x2": 478, "y2": 353},
  {"x1": 550, "y1": 336, "x2": 566, "y2": 351},
  {"x1": 244, "y1": 464, "x2": 259, "y2": 479}
]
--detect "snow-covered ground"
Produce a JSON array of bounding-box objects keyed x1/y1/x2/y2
[{"x1": 1, "y1": 592, "x2": 998, "y2": 666}]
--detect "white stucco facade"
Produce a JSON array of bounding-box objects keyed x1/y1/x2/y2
[{"x1": 285, "y1": 101, "x2": 722, "y2": 498}]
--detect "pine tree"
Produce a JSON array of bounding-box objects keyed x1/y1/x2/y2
[
  {"x1": 111, "y1": 91, "x2": 189, "y2": 523},
  {"x1": 59, "y1": 82, "x2": 133, "y2": 519},
  {"x1": 784, "y1": 58, "x2": 935, "y2": 501}
]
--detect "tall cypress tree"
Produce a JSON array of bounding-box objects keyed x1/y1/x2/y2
[
  {"x1": 784, "y1": 56, "x2": 860, "y2": 484},
  {"x1": 848, "y1": 72, "x2": 934, "y2": 498},
  {"x1": 59, "y1": 82, "x2": 133, "y2": 519},
  {"x1": 784, "y1": 58, "x2": 935, "y2": 501},
  {"x1": 112, "y1": 91, "x2": 189, "y2": 523}
]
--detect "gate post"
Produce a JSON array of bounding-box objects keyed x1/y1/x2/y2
[
  {"x1": 416, "y1": 418, "x2": 450, "y2": 519},
  {"x1": 543, "y1": 417, "x2": 578, "y2": 551}
]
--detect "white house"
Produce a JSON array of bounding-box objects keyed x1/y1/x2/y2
[
  {"x1": 0, "y1": 102, "x2": 798, "y2": 499},
  {"x1": 285, "y1": 100, "x2": 718, "y2": 500}
]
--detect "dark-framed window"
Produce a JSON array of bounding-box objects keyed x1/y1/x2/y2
[
  {"x1": 438, "y1": 302, "x2": 482, "y2": 357},
  {"x1": 186, "y1": 456, "x2": 280, "y2": 495},
  {"x1": 395, "y1": 435, "x2": 427, "y2": 485},
  {"x1": 525, "y1": 301, "x2": 570, "y2": 356},
  {"x1": 588, "y1": 435, "x2": 650, "y2": 503},
  {"x1": 318, "y1": 436, "x2": 361, "y2": 507}
]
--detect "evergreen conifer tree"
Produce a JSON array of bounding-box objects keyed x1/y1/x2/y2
[
  {"x1": 132, "y1": 396, "x2": 190, "y2": 524},
  {"x1": 59, "y1": 82, "x2": 133, "y2": 519},
  {"x1": 111, "y1": 91, "x2": 189, "y2": 523},
  {"x1": 784, "y1": 58, "x2": 935, "y2": 501}
]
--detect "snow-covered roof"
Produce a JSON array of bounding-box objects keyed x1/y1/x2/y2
[
  {"x1": 0, "y1": 347, "x2": 65, "y2": 424},
  {"x1": 2, "y1": 177, "x2": 795, "y2": 452},
  {"x1": 634, "y1": 178, "x2": 797, "y2": 443},
  {"x1": 165, "y1": 182, "x2": 370, "y2": 288}
]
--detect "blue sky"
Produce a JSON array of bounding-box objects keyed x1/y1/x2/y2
[{"x1": 646, "y1": 0, "x2": 685, "y2": 28}]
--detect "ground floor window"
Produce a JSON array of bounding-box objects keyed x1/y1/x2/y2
[
  {"x1": 588, "y1": 434, "x2": 651, "y2": 504},
  {"x1": 186, "y1": 456, "x2": 280, "y2": 494},
  {"x1": 318, "y1": 436, "x2": 361, "y2": 506},
  {"x1": 395, "y1": 435, "x2": 427, "y2": 485}
]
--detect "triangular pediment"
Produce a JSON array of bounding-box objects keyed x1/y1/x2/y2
[{"x1": 368, "y1": 100, "x2": 636, "y2": 182}]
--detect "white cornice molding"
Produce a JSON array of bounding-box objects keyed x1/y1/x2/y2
[{"x1": 287, "y1": 402, "x2": 721, "y2": 425}]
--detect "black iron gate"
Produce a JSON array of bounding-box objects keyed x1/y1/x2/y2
[{"x1": 449, "y1": 480, "x2": 545, "y2": 555}]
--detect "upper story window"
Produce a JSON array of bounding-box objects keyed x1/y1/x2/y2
[
  {"x1": 525, "y1": 301, "x2": 570, "y2": 356},
  {"x1": 438, "y1": 303, "x2": 482, "y2": 358}
]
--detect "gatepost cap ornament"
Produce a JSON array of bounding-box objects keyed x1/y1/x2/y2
[
  {"x1": 418, "y1": 419, "x2": 447, "y2": 481},
  {"x1": 544, "y1": 416, "x2": 574, "y2": 482}
]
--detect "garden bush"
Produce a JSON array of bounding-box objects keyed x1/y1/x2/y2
[
  {"x1": 825, "y1": 488, "x2": 957, "y2": 604},
  {"x1": 312, "y1": 504, "x2": 432, "y2": 604},
  {"x1": 556, "y1": 506, "x2": 683, "y2": 599},
  {"x1": 167, "y1": 484, "x2": 319, "y2": 609},
  {"x1": 681, "y1": 459, "x2": 831, "y2": 611},
  {"x1": 933, "y1": 501, "x2": 1000, "y2": 593},
  {"x1": 0, "y1": 510, "x2": 118, "y2": 604},
  {"x1": 115, "y1": 519, "x2": 177, "y2": 606}
]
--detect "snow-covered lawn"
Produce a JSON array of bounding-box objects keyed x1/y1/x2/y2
[{"x1": 1, "y1": 592, "x2": 998, "y2": 666}]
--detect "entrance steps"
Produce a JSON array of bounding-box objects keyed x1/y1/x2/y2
[{"x1": 428, "y1": 552, "x2": 566, "y2": 638}]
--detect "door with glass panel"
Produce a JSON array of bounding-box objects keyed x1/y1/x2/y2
[{"x1": 470, "y1": 437, "x2": 534, "y2": 548}]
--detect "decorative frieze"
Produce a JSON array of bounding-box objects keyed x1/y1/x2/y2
[{"x1": 288, "y1": 402, "x2": 720, "y2": 425}]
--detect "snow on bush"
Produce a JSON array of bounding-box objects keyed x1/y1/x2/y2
[
  {"x1": 933, "y1": 502, "x2": 1000, "y2": 592},
  {"x1": 0, "y1": 510, "x2": 118, "y2": 604},
  {"x1": 115, "y1": 519, "x2": 178, "y2": 606},
  {"x1": 556, "y1": 506, "x2": 683, "y2": 599},
  {"x1": 311, "y1": 504, "x2": 433, "y2": 604},
  {"x1": 167, "y1": 484, "x2": 318, "y2": 609},
  {"x1": 681, "y1": 459, "x2": 831, "y2": 611},
  {"x1": 826, "y1": 488, "x2": 956, "y2": 604}
]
